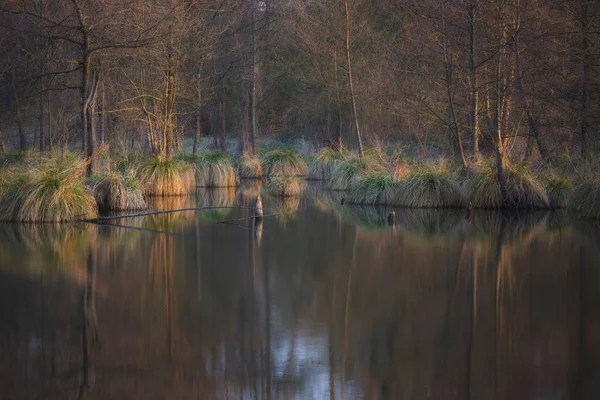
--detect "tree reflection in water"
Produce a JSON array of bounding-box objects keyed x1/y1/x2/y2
[{"x1": 0, "y1": 189, "x2": 599, "y2": 399}]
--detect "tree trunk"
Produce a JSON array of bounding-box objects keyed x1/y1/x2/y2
[
  {"x1": 39, "y1": 52, "x2": 45, "y2": 153},
  {"x1": 250, "y1": 0, "x2": 259, "y2": 157},
  {"x1": 442, "y1": 8, "x2": 467, "y2": 167},
  {"x1": 344, "y1": 0, "x2": 364, "y2": 159},
  {"x1": 193, "y1": 68, "x2": 202, "y2": 154},
  {"x1": 219, "y1": 77, "x2": 227, "y2": 154},
  {"x1": 0, "y1": 127, "x2": 5, "y2": 153},
  {"x1": 495, "y1": 2, "x2": 508, "y2": 205},
  {"x1": 468, "y1": 2, "x2": 480, "y2": 158},
  {"x1": 99, "y1": 64, "x2": 106, "y2": 146},
  {"x1": 334, "y1": 49, "x2": 343, "y2": 152},
  {"x1": 11, "y1": 67, "x2": 27, "y2": 151},
  {"x1": 580, "y1": 0, "x2": 590, "y2": 162}
]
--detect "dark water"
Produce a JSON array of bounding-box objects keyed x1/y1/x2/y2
[{"x1": 1, "y1": 183, "x2": 600, "y2": 399}]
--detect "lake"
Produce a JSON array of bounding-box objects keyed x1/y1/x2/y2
[{"x1": 1, "y1": 182, "x2": 599, "y2": 399}]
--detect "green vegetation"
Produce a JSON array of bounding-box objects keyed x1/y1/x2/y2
[
  {"x1": 239, "y1": 155, "x2": 263, "y2": 179},
  {"x1": 569, "y1": 181, "x2": 600, "y2": 219},
  {"x1": 307, "y1": 148, "x2": 345, "y2": 180},
  {"x1": 346, "y1": 173, "x2": 398, "y2": 205},
  {"x1": 0, "y1": 154, "x2": 97, "y2": 222},
  {"x1": 346, "y1": 162, "x2": 464, "y2": 208},
  {"x1": 0, "y1": 151, "x2": 30, "y2": 168},
  {"x1": 262, "y1": 149, "x2": 308, "y2": 177},
  {"x1": 140, "y1": 155, "x2": 195, "y2": 196},
  {"x1": 266, "y1": 175, "x2": 306, "y2": 197},
  {"x1": 395, "y1": 163, "x2": 465, "y2": 208},
  {"x1": 467, "y1": 161, "x2": 549, "y2": 209},
  {"x1": 92, "y1": 170, "x2": 147, "y2": 211},
  {"x1": 190, "y1": 151, "x2": 239, "y2": 188},
  {"x1": 545, "y1": 175, "x2": 572, "y2": 209},
  {"x1": 329, "y1": 154, "x2": 383, "y2": 191}
]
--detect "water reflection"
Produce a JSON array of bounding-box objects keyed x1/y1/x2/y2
[{"x1": 0, "y1": 188, "x2": 599, "y2": 399}]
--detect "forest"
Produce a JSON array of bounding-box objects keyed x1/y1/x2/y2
[{"x1": 0, "y1": 0, "x2": 599, "y2": 220}]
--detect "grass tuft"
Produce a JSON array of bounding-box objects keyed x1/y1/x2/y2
[
  {"x1": 189, "y1": 151, "x2": 239, "y2": 187},
  {"x1": 569, "y1": 181, "x2": 600, "y2": 219},
  {"x1": 140, "y1": 155, "x2": 195, "y2": 196},
  {"x1": 328, "y1": 155, "x2": 383, "y2": 190},
  {"x1": 92, "y1": 170, "x2": 147, "y2": 211},
  {"x1": 266, "y1": 175, "x2": 306, "y2": 197},
  {"x1": 307, "y1": 148, "x2": 345, "y2": 180},
  {"x1": 346, "y1": 172, "x2": 398, "y2": 205},
  {"x1": 0, "y1": 154, "x2": 97, "y2": 222},
  {"x1": 394, "y1": 162, "x2": 466, "y2": 208},
  {"x1": 545, "y1": 175, "x2": 572, "y2": 209},
  {"x1": 467, "y1": 161, "x2": 549, "y2": 209},
  {"x1": 239, "y1": 155, "x2": 263, "y2": 179},
  {"x1": 262, "y1": 149, "x2": 308, "y2": 177}
]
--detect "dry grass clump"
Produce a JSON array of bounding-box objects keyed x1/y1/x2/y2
[
  {"x1": 394, "y1": 163, "x2": 466, "y2": 208},
  {"x1": 192, "y1": 151, "x2": 240, "y2": 187},
  {"x1": 266, "y1": 175, "x2": 306, "y2": 197},
  {"x1": 140, "y1": 155, "x2": 195, "y2": 196},
  {"x1": 467, "y1": 161, "x2": 549, "y2": 209},
  {"x1": 307, "y1": 148, "x2": 345, "y2": 180},
  {"x1": 545, "y1": 175, "x2": 572, "y2": 209},
  {"x1": 239, "y1": 155, "x2": 263, "y2": 179},
  {"x1": 0, "y1": 151, "x2": 29, "y2": 167},
  {"x1": 346, "y1": 173, "x2": 398, "y2": 205},
  {"x1": 569, "y1": 181, "x2": 600, "y2": 219},
  {"x1": 92, "y1": 170, "x2": 147, "y2": 211},
  {"x1": 329, "y1": 154, "x2": 383, "y2": 191},
  {"x1": 262, "y1": 149, "x2": 308, "y2": 177},
  {"x1": 0, "y1": 154, "x2": 97, "y2": 222}
]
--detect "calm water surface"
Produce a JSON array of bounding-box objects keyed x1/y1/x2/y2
[{"x1": 1, "y1": 183, "x2": 600, "y2": 399}]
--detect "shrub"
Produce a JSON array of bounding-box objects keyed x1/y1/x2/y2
[
  {"x1": 192, "y1": 151, "x2": 239, "y2": 187},
  {"x1": 467, "y1": 161, "x2": 549, "y2": 209},
  {"x1": 262, "y1": 149, "x2": 308, "y2": 177},
  {"x1": 92, "y1": 170, "x2": 147, "y2": 211},
  {"x1": 0, "y1": 154, "x2": 97, "y2": 222},
  {"x1": 140, "y1": 155, "x2": 195, "y2": 196},
  {"x1": 307, "y1": 148, "x2": 345, "y2": 180},
  {"x1": 266, "y1": 175, "x2": 305, "y2": 197},
  {"x1": 569, "y1": 181, "x2": 600, "y2": 219},
  {"x1": 239, "y1": 155, "x2": 263, "y2": 179}
]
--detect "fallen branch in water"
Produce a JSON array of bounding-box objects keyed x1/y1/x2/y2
[
  {"x1": 217, "y1": 213, "x2": 278, "y2": 225},
  {"x1": 84, "y1": 206, "x2": 255, "y2": 223}
]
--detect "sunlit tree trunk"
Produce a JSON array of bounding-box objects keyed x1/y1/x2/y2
[{"x1": 494, "y1": 1, "x2": 509, "y2": 204}]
